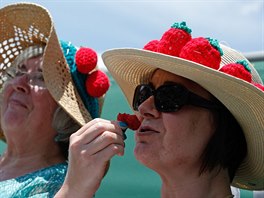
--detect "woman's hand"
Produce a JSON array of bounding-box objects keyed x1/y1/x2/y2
[{"x1": 55, "y1": 118, "x2": 125, "y2": 198}]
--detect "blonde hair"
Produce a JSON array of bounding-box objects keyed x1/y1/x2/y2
[
  {"x1": 11, "y1": 45, "x2": 45, "y2": 68},
  {"x1": 52, "y1": 106, "x2": 81, "y2": 159},
  {"x1": 52, "y1": 106, "x2": 80, "y2": 142}
]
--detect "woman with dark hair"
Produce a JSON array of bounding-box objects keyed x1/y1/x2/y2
[{"x1": 56, "y1": 22, "x2": 264, "y2": 197}]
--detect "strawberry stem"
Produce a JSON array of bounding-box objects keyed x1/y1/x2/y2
[
  {"x1": 171, "y1": 21, "x2": 192, "y2": 34},
  {"x1": 206, "y1": 37, "x2": 223, "y2": 56},
  {"x1": 236, "y1": 60, "x2": 251, "y2": 72}
]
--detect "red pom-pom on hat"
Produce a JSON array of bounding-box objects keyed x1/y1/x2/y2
[
  {"x1": 220, "y1": 61, "x2": 252, "y2": 82},
  {"x1": 86, "y1": 70, "x2": 110, "y2": 97},
  {"x1": 179, "y1": 37, "x2": 222, "y2": 70},
  {"x1": 157, "y1": 21, "x2": 192, "y2": 56},
  {"x1": 143, "y1": 40, "x2": 159, "y2": 52},
  {"x1": 75, "y1": 47, "x2": 97, "y2": 74}
]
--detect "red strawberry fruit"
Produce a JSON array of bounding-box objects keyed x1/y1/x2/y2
[{"x1": 117, "y1": 113, "x2": 140, "y2": 130}]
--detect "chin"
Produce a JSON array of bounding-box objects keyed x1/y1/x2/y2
[
  {"x1": 134, "y1": 143, "x2": 158, "y2": 168},
  {"x1": 1, "y1": 114, "x2": 26, "y2": 132}
]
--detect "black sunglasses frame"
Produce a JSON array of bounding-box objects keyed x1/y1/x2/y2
[{"x1": 132, "y1": 83, "x2": 222, "y2": 112}]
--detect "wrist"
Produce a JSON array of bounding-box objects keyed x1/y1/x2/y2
[{"x1": 55, "y1": 182, "x2": 95, "y2": 198}]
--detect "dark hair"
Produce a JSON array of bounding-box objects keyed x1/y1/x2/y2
[{"x1": 199, "y1": 99, "x2": 247, "y2": 182}]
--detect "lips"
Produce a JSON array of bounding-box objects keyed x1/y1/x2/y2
[
  {"x1": 8, "y1": 99, "x2": 28, "y2": 109},
  {"x1": 138, "y1": 126, "x2": 159, "y2": 134}
]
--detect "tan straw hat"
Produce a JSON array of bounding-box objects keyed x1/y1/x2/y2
[
  {"x1": 0, "y1": 3, "x2": 109, "y2": 139},
  {"x1": 102, "y1": 22, "x2": 264, "y2": 190}
]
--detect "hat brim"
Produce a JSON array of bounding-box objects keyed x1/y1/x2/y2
[
  {"x1": 0, "y1": 3, "x2": 51, "y2": 76},
  {"x1": 102, "y1": 47, "x2": 264, "y2": 190},
  {"x1": 42, "y1": 28, "x2": 94, "y2": 126}
]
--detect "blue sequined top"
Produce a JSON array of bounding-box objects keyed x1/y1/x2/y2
[{"x1": 0, "y1": 162, "x2": 68, "y2": 197}]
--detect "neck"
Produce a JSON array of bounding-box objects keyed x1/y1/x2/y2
[
  {"x1": 160, "y1": 168, "x2": 232, "y2": 198},
  {"x1": 3, "y1": 125, "x2": 61, "y2": 156},
  {"x1": 0, "y1": 131, "x2": 66, "y2": 181}
]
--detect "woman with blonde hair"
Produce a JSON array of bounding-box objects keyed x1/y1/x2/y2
[{"x1": 0, "y1": 3, "x2": 109, "y2": 197}]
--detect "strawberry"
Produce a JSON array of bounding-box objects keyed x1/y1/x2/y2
[
  {"x1": 157, "y1": 21, "x2": 192, "y2": 56},
  {"x1": 252, "y1": 83, "x2": 264, "y2": 91},
  {"x1": 220, "y1": 60, "x2": 252, "y2": 82},
  {"x1": 143, "y1": 40, "x2": 159, "y2": 52},
  {"x1": 179, "y1": 37, "x2": 223, "y2": 70},
  {"x1": 117, "y1": 113, "x2": 140, "y2": 130}
]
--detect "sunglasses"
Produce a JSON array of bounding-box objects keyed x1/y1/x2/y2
[{"x1": 132, "y1": 83, "x2": 222, "y2": 112}]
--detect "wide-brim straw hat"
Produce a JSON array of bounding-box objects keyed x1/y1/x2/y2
[
  {"x1": 102, "y1": 44, "x2": 264, "y2": 190},
  {"x1": 0, "y1": 3, "x2": 104, "y2": 139}
]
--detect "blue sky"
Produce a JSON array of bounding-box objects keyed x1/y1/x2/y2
[{"x1": 1, "y1": 1, "x2": 263, "y2": 57}]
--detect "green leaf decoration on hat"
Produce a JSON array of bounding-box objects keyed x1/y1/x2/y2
[
  {"x1": 236, "y1": 60, "x2": 251, "y2": 73},
  {"x1": 171, "y1": 21, "x2": 192, "y2": 34},
  {"x1": 206, "y1": 37, "x2": 223, "y2": 56}
]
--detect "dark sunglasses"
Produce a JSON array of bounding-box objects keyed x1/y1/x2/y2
[{"x1": 132, "y1": 83, "x2": 222, "y2": 112}]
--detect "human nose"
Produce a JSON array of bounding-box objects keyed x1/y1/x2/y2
[
  {"x1": 12, "y1": 74, "x2": 30, "y2": 94},
  {"x1": 137, "y1": 95, "x2": 160, "y2": 118}
]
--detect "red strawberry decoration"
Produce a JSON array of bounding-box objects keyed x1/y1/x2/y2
[
  {"x1": 220, "y1": 60, "x2": 252, "y2": 82},
  {"x1": 157, "y1": 21, "x2": 192, "y2": 56},
  {"x1": 117, "y1": 113, "x2": 141, "y2": 130},
  {"x1": 86, "y1": 70, "x2": 110, "y2": 97},
  {"x1": 179, "y1": 37, "x2": 223, "y2": 70},
  {"x1": 143, "y1": 40, "x2": 159, "y2": 52},
  {"x1": 75, "y1": 47, "x2": 97, "y2": 74},
  {"x1": 253, "y1": 83, "x2": 264, "y2": 91}
]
